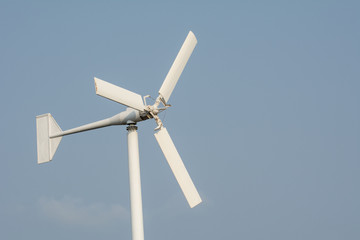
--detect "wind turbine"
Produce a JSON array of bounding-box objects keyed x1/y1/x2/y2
[{"x1": 36, "y1": 31, "x2": 201, "y2": 240}]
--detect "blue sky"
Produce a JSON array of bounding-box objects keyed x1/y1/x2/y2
[{"x1": 1, "y1": 1, "x2": 360, "y2": 239}]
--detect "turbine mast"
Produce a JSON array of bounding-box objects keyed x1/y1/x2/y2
[{"x1": 127, "y1": 125, "x2": 144, "y2": 240}]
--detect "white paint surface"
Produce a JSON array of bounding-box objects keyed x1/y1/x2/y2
[
  {"x1": 154, "y1": 127, "x2": 202, "y2": 208},
  {"x1": 127, "y1": 126, "x2": 144, "y2": 240}
]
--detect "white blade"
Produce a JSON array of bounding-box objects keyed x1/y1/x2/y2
[
  {"x1": 154, "y1": 127, "x2": 202, "y2": 208},
  {"x1": 94, "y1": 77, "x2": 145, "y2": 111},
  {"x1": 158, "y1": 31, "x2": 197, "y2": 103}
]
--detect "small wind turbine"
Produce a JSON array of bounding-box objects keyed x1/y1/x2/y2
[{"x1": 36, "y1": 31, "x2": 201, "y2": 240}]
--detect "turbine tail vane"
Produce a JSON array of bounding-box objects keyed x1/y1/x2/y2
[{"x1": 36, "y1": 113, "x2": 62, "y2": 164}]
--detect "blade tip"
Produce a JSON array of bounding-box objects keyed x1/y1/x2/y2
[
  {"x1": 189, "y1": 199, "x2": 202, "y2": 208},
  {"x1": 188, "y1": 31, "x2": 197, "y2": 43},
  {"x1": 94, "y1": 77, "x2": 99, "y2": 93}
]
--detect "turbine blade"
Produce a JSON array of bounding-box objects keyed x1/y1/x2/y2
[
  {"x1": 154, "y1": 127, "x2": 202, "y2": 208},
  {"x1": 94, "y1": 77, "x2": 145, "y2": 111},
  {"x1": 158, "y1": 31, "x2": 197, "y2": 103}
]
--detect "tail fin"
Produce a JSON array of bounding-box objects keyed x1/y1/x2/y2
[{"x1": 36, "y1": 113, "x2": 63, "y2": 164}]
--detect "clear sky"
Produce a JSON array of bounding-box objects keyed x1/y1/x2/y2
[{"x1": 1, "y1": 1, "x2": 359, "y2": 239}]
